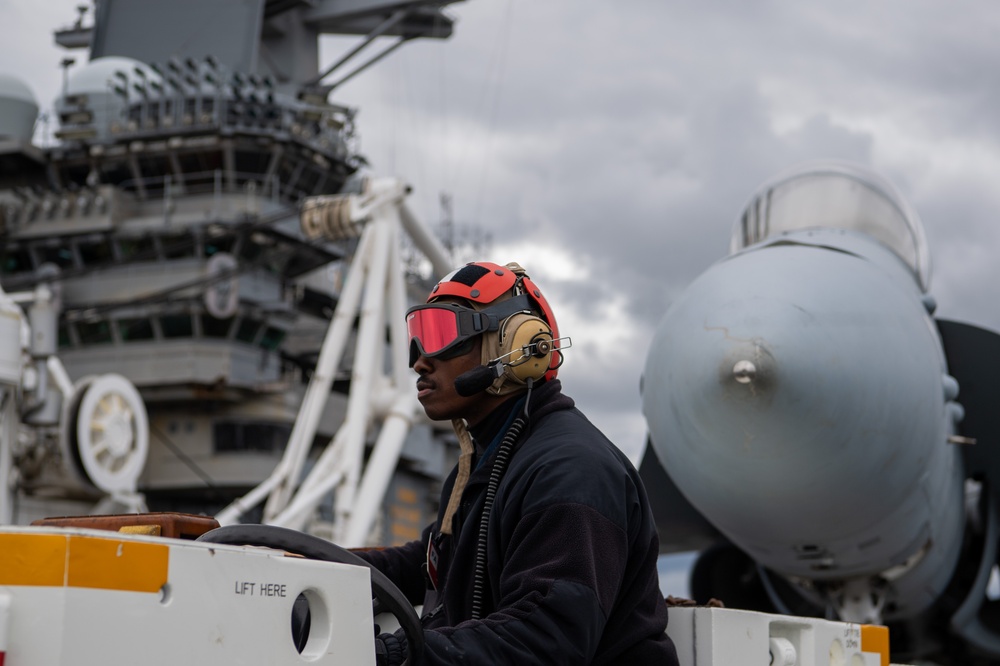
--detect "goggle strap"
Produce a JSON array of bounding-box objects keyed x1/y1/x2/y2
[
  {"x1": 483, "y1": 294, "x2": 533, "y2": 324},
  {"x1": 451, "y1": 294, "x2": 533, "y2": 336}
]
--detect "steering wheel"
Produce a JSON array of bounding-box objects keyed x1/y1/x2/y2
[{"x1": 197, "y1": 524, "x2": 423, "y2": 664}]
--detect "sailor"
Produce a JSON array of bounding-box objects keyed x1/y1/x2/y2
[{"x1": 361, "y1": 261, "x2": 678, "y2": 665}]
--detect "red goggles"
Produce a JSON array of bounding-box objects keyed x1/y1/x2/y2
[{"x1": 406, "y1": 295, "x2": 531, "y2": 366}]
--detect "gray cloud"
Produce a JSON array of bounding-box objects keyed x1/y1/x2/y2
[{"x1": 4, "y1": 0, "x2": 999, "y2": 456}]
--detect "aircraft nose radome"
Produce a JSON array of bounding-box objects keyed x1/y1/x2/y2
[{"x1": 642, "y1": 242, "x2": 949, "y2": 543}]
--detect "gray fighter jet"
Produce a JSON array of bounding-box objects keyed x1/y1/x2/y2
[{"x1": 640, "y1": 162, "x2": 1000, "y2": 664}]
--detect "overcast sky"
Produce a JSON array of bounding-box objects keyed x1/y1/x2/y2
[{"x1": 3, "y1": 0, "x2": 1000, "y2": 462}]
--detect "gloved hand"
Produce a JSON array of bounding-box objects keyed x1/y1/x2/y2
[{"x1": 375, "y1": 627, "x2": 409, "y2": 666}]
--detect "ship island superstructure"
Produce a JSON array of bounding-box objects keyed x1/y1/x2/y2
[{"x1": 0, "y1": 0, "x2": 465, "y2": 543}]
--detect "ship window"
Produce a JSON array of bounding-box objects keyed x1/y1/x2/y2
[
  {"x1": 162, "y1": 232, "x2": 196, "y2": 259},
  {"x1": 58, "y1": 323, "x2": 73, "y2": 349},
  {"x1": 284, "y1": 249, "x2": 318, "y2": 278},
  {"x1": 259, "y1": 326, "x2": 285, "y2": 351},
  {"x1": 118, "y1": 236, "x2": 156, "y2": 262},
  {"x1": 183, "y1": 99, "x2": 198, "y2": 125},
  {"x1": 200, "y1": 314, "x2": 233, "y2": 338},
  {"x1": 76, "y1": 319, "x2": 113, "y2": 345},
  {"x1": 261, "y1": 244, "x2": 295, "y2": 276},
  {"x1": 160, "y1": 314, "x2": 194, "y2": 338},
  {"x1": 0, "y1": 246, "x2": 32, "y2": 274},
  {"x1": 235, "y1": 318, "x2": 261, "y2": 344},
  {"x1": 77, "y1": 237, "x2": 114, "y2": 266},
  {"x1": 240, "y1": 232, "x2": 270, "y2": 263},
  {"x1": 235, "y1": 149, "x2": 270, "y2": 175},
  {"x1": 213, "y1": 421, "x2": 291, "y2": 453},
  {"x1": 204, "y1": 235, "x2": 234, "y2": 257},
  {"x1": 118, "y1": 318, "x2": 155, "y2": 342},
  {"x1": 298, "y1": 170, "x2": 320, "y2": 194},
  {"x1": 35, "y1": 244, "x2": 76, "y2": 270}
]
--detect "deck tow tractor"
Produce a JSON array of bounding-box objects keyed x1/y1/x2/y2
[{"x1": 0, "y1": 514, "x2": 899, "y2": 665}]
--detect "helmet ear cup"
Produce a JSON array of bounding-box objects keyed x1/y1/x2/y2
[{"x1": 499, "y1": 314, "x2": 553, "y2": 383}]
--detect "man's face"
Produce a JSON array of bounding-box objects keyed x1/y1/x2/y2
[{"x1": 413, "y1": 335, "x2": 507, "y2": 426}]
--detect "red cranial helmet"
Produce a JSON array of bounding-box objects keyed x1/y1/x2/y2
[{"x1": 406, "y1": 262, "x2": 562, "y2": 392}]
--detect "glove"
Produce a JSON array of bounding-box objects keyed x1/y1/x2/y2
[{"x1": 375, "y1": 627, "x2": 409, "y2": 666}]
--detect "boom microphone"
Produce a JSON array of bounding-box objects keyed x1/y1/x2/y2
[{"x1": 454, "y1": 363, "x2": 501, "y2": 397}]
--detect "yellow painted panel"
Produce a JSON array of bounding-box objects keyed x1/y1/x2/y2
[
  {"x1": 0, "y1": 533, "x2": 68, "y2": 586},
  {"x1": 67, "y1": 535, "x2": 169, "y2": 593},
  {"x1": 861, "y1": 624, "x2": 889, "y2": 666}
]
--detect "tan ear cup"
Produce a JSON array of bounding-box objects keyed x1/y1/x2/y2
[{"x1": 500, "y1": 313, "x2": 553, "y2": 383}]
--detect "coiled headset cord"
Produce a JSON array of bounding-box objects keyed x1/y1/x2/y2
[{"x1": 469, "y1": 379, "x2": 534, "y2": 620}]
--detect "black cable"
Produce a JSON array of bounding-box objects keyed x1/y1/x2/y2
[{"x1": 470, "y1": 379, "x2": 534, "y2": 620}]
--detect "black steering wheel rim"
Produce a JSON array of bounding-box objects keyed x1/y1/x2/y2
[{"x1": 197, "y1": 524, "x2": 423, "y2": 664}]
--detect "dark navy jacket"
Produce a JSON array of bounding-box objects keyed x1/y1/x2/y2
[{"x1": 360, "y1": 380, "x2": 678, "y2": 665}]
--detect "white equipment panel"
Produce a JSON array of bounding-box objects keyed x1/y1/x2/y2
[
  {"x1": 667, "y1": 606, "x2": 894, "y2": 666},
  {"x1": 0, "y1": 526, "x2": 375, "y2": 665}
]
